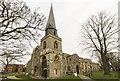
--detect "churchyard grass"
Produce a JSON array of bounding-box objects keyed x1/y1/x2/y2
[
  {"x1": 16, "y1": 75, "x2": 32, "y2": 79},
  {"x1": 83, "y1": 71, "x2": 119, "y2": 81},
  {"x1": 16, "y1": 74, "x2": 81, "y2": 79},
  {"x1": 1, "y1": 73, "x2": 25, "y2": 77},
  {"x1": 2, "y1": 76, "x2": 82, "y2": 81},
  {"x1": 2, "y1": 79, "x2": 82, "y2": 81},
  {"x1": 58, "y1": 76, "x2": 81, "y2": 79}
]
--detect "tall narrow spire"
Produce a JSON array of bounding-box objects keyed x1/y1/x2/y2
[
  {"x1": 45, "y1": 4, "x2": 57, "y2": 36},
  {"x1": 46, "y1": 4, "x2": 56, "y2": 29}
]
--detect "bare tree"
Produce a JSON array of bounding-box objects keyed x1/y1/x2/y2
[
  {"x1": 0, "y1": 0, "x2": 46, "y2": 72},
  {"x1": 0, "y1": 41, "x2": 28, "y2": 73},
  {"x1": 82, "y1": 11, "x2": 118, "y2": 75},
  {"x1": 92, "y1": 50, "x2": 103, "y2": 70},
  {"x1": 107, "y1": 52, "x2": 119, "y2": 72},
  {"x1": 0, "y1": 0, "x2": 46, "y2": 43},
  {"x1": 93, "y1": 51, "x2": 118, "y2": 71}
]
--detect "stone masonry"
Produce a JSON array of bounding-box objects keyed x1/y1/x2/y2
[{"x1": 26, "y1": 5, "x2": 100, "y2": 79}]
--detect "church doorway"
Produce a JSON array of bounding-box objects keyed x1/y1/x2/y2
[
  {"x1": 42, "y1": 56, "x2": 47, "y2": 78},
  {"x1": 76, "y1": 65, "x2": 79, "y2": 74}
]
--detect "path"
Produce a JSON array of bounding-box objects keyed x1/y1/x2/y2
[
  {"x1": 7, "y1": 76, "x2": 21, "y2": 79},
  {"x1": 78, "y1": 75, "x2": 96, "y2": 81}
]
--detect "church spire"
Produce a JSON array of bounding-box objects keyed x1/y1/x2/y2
[
  {"x1": 45, "y1": 4, "x2": 57, "y2": 36},
  {"x1": 46, "y1": 4, "x2": 56, "y2": 29}
]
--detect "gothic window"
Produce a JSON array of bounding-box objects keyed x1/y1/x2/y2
[
  {"x1": 64, "y1": 66, "x2": 66, "y2": 70},
  {"x1": 54, "y1": 31, "x2": 56, "y2": 35},
  {"x1": 70, "y1": 58, "x2": 71, "y2": 61},
  {"x1": 34, "y1": 66, "x2": 37, "y2": 73},
  {"x1": 42, "y1": 56, "x2": 47, "y2": 77},
  {"x1": 68, "y1": 66, "x2": 70, "y2": 71},
  {"x1": 67, "y1": 59, "x2": 68, "y2": 63},
  {"x1": 76, "y1": 65, "x2": 79, "y2": 74},
  {"x1": 43, "y1": 41, "x2": 46, "y2": 49},
  {"x1": 54, "y1": 41, "x2": 58, "y2": 48},
  {"x1": 56, "y1": 69, "x2": 57, "y2": 75}
]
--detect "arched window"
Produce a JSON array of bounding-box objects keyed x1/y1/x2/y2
[
  {"x1": 56, "y1": 69, "x2": 57, "y2": 75},
  {"x1": 42, "y1": 56, "x2": 47, "y2": 67},
  {"x1": 42, "y1": 56, "x2": 47, "y2": 77},
  {"x1": 43, "y1": 41, "x2": 46, "y2": 49},
  {"x1": 70, "y1": 58, "x2": 71, "y2": 61},
  {"x1": 68, "y1": 66, "x2": 70, "y2": 71},
  {"x1": 54, "y1": 41, "x2": 58, "y2": 48},
  {"x1": 34, "y1": 66, "x2": 37, "y2": 73},
  {"x1": 54, "y1": 31, "x2": 56, "y2": 35},
  {"x1": 76, "y1": 65, "x2": 79, "y2": 74}
]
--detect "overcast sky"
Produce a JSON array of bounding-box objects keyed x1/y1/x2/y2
[{"x1": 20, "y1": 0, "x2": 119, "y2": 64}]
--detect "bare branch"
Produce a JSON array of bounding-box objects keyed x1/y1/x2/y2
[{"x1": 81, "y1": 11, "x2": 118, "y2": 74}]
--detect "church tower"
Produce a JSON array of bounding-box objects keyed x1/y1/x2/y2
[
  {"x1": 40, "y1": 4, "x2": 63, "y2": 78},
  {"x1": 41, "y1": 4, "x2": 62, "y2": 54}
]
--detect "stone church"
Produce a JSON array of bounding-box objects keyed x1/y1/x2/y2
[{"x1": 26, "y1": 5, "x2": 100, "y2": 79}]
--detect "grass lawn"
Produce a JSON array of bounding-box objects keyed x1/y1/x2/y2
[
  {"x1": 16, "y1": 75, "x2": 81, "y2": 80},
  {"x1": 2, "y1": 79, "x2": 82, "y2": 81},
  {"x1": 16, "y1": 75, "x2": 32, "y2": 79},
  {"x1": 58, "y1": 76, "x2": 81, "y2": 79},
  {"x1": 1, "y1": 73, "x2": 25, "y2": 77},
  {"x1": 2, "y1": 76, "x2": 82, "y2": 81},
  {"x1": 83, "y1": 71, "x2": 119, "y2": 81}
]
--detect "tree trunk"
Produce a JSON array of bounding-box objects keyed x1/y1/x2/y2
[
  {"x1": 3, "y1": 64, "x2": 8, "y2": 74},
  {"x1": 101, "y1": 54, "x2": 110, "y2": 75}
]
